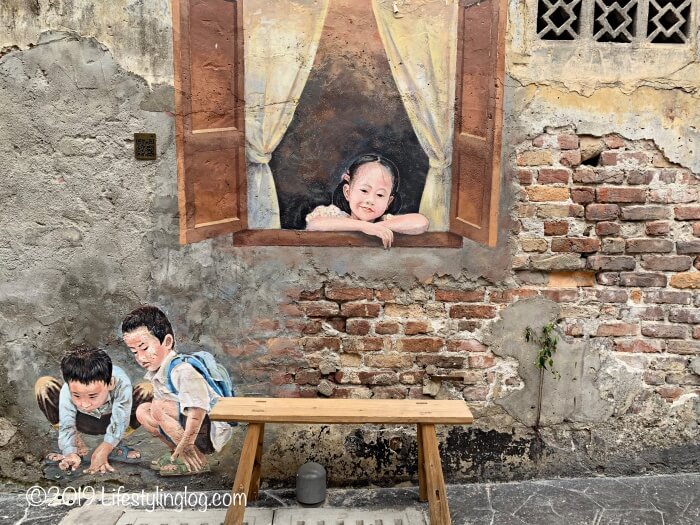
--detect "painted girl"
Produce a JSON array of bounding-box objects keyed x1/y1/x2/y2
[{"x1": 305, "y1": 154, "x2": 429, "y2": 248}]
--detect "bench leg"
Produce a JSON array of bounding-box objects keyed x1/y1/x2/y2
[
  {"x1": 224, "y1": 422, "x2": 264, "y2": 525},
  {"x1": 249, "y1": 423, "x2": 265, "y2": 501},
  {"x1": 419, "y1": 424, "x2": 451, "y2": 525},
  {"x1": 417, "y1": 424, "x2": 427, "y2": 502}
]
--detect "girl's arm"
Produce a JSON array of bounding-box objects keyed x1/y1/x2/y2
[
  {"x1": 307, "y1": 217, "x2": 394, "y2": 248},
  {"x1": 381, "y1": 213, "x2": 430, "y2": 235}
]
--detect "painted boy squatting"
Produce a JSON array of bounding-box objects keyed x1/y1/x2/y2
[
  {"x1": 122, "y1": 305, "x2": 233, "y2": 476},
  {"x1": 35, "y1": 346, "x2": 152, "y2": 473}
]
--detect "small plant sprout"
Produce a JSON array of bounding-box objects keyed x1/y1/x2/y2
[{"x1": 525, "y1": 322, "x2": 560, "y2": 379}]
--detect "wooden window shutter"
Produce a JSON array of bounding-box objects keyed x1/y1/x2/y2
[
  {"x1": 449, "y1": 0, "x2": 507, "y2": 247},
  {"x1": 172, "y1": 0, "x2": 247, "y2": 244}
]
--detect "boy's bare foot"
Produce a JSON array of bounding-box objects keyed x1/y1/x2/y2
[
  {"x1": 75, "y1": 434, "x2": 89, "y2": 457},
  {"x1": 46, "y1": 452, "x2": 64, "y2": 462}
]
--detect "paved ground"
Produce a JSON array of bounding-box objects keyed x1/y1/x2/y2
[{"x1": 1, "y1": 472, "x2": 698, "y2": 524}]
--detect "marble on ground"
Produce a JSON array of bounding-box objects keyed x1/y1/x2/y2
[{"x1": 0, "y1": 473, "x2": 697, "y2": 524}]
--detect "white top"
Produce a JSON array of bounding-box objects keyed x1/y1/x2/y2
[{"x1": 145, "y1": 351, "x2": 232, "y2": 452}]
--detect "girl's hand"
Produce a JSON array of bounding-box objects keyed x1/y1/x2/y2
[{"x1": 362, "y1": 222, "x2": 393, "y2": 249}]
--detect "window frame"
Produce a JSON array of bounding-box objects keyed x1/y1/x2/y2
[{"x1": 171, "y1": 0, "x2": 507, "y2": 249}]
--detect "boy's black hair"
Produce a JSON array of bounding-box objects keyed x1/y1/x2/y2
[
  {"x1": 61, "y1": 346, "x2": 112, "y2": 385},
  {"x1": 121, "y1": 305, "x2": 175, "y2": 349},
  {"x1": 332, "y1": 153, "x2": 403, "y2": 217}
]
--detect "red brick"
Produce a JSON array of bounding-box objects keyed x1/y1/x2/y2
[
  {"x1": 541, "y1": 289, "x2": 578, "y2": 302},
  {"x1": 358, "y1": 371, "x2": 399, "y2": 386},
  {"x1": 641, "y1": 324, "x2": 689, "y2": 339},
  {"x1": 626, "y1": 170, "x2": 655, "y2": 185},
  {"x1": 295, "y1": 288, "x2": 323, "y2": 300},
  {"x1": 404, "y1": 321, "x2": 430, "y2": 335},
  {"x1": 328, "y1": 318, "x2": 347, "y2": 332},
  {"x1": 489, "y1": 289, "x2": 539, "y2": 303},
  {"x1": 573, "y1": 167, "x2": 624, "y2": 184},
  {"x1": 374, "y1": 289, "x2": 395, "y2": 301},
  {"x1": 597, "y1": 187, "x2": 647, "y2": 203},
  {"x1": 326, "y1": 287, "x2": 373, "y2": 301},
  {"x1": 286, "y1": 318, "x2": 321, "y2": 335},
  {"x1": 571, "y1": 187, "x2": 595, "y2": 204},
  {"x1": 303, "y1": 337, "x2": 341, "y2": 352},
  {"x1": 693, "y1": 223, "x2": 700, "y2": 237},
  {"x1": 626, "y1": 239, "x2": 674, "y2": 253},
  {"x1": 449, "y1": 304, "x2": 498, "y2": 319},
  {"x1": 295, "y1": 370, "x2": 322, "y2": 385},
  {"x1": 447, "y1": 340, "x2": 488, "y2": 352},
  {"x1": 660, "y1": 169, "x2": 679, "y2": 183},
  {"x1": 468, "y1": 355, "x2": 496, "y2": 368},
  {"x1": 435, "y1": 289, "x2": 485, "y2": 302},
  {"x1": 677, "y1": 241, "x2": 700, "y2": 255},
  {"x1": 397, "y1": 337, "x2": 444, "y2": 352},
  {"x1": 400, "y1": 371, "x2": 425, "y2": 385},
  {"x1": 544, "y1": 221, "x2": 569, "y2": 236},
  {"x1": 371, "y1": 387, "x2": 407, "y2": 399},
  {"x1": 619, "y1": 273, "x2": 667, "y2": 287},
  {"x1": 527, "y1": 186, "x2": 570, "y2": 202},
  {"x1": 675, "y1": 206, "x2": 700, "y2": 220},
  {"x1": 458, "y1": 320, "x2": 482, "y2": 332},
  {"x1": 416, "y1": 355, "x2": 466, "y2": 368},
  {"x1": 560, "y1": 150, "x2": 581, "y2": 167},
  {"x1": 658, "y1": 386, "x2": 685, "y2": 401},
  {"x1": 645, "y1": 221, "x2": 670, "y2": 236},
  {"x1": 551, "y1": 237, "x2": 600, "y2": 253},
  {"x1": 557, "y1": 134, "x2": 579, "y2": 150},
  {"x1": 538, "y1": 168, "x2": 570, "y2": 184},
  {"x1": 517, "y1": 150, "x2": 553, "y2": 166},
  {"x1": 587, "y1": 255, "x2": 636, "y2": 271},
  {"x1": 517, "y1": 204, "x2": 537, "y2": 217},
  {"x1": 271, "y1": 385, "x2": 303, "y2": 398},
  {"x1": 603, "y1": 135, "x2": 625, "y2": 149},
  {"x1": 280, "y1": 303, "x2": 303, "y2": 317},
  {"x1": 615, "y1": 339, "x2": 663, "y2": 354},
  {"x1": 532, "y1": 134, "x2": 549, "y2": 148},
  {"x1": 521, "y1": 238, "x2": 548, "y2": 252},
  {"x1": 620, "y1": 206, "x2": 670, "y2": 221},
  {"x1": 644, "y1": 291, "x2": 692, "y2": 304},
  {"x1": 596, "y1": 289, "x2": 628, "y2": 303},
  {"x1": 346, "y1": 319, "x2": 371, "y2": 335},
  {"x1": 668, "y1": 308, "x2": 700, "y2": 324},
  {"x1": 586, "y1": 204, "x2": 620, "y2": 221},
  {"x1": 340, "y1": 302, "x2": 381, "y2": 318},
  {"x1": 626, "y1": 306, "x2": 665, "y2": 321},
  {"x1": 375, "y1": 321, "x2": 400, "y2": 335},
  {"x1": 600, "y1": 151, "x2": 650, "y2": 166},
  {"x1": 641, "y1": 256, "x2": 693, "y2": 272},
  {"x1": 602, "y1": 238, "x2": 626, "y2": 254},
  {"x1": 300, "y1": 301, "x2": 340, "y2": 317},
  {"x1": 365, "y1": 354, "x2": 413, "y2": 368},
  {"x1": 597, "y1": 272, "x2": 620, "y2": 286},
  {"x1": 596, "y1": 222, "x2": 621, "y2": 236},
  {"x1": 643, "y1": 370, "x2": 666, "y2": 385},
  {"x1": 343, "y1": 338, "x2": 385, "y2": 352},
  {"x1": 517, "y1": 169, "x2": 534, "y2": 185},
  {"x1": 694, "y1": 326, "x2": 700, "y2": 339},
  {"x1": 595, "y1": 323, "x2": 639, "y2": 337}
]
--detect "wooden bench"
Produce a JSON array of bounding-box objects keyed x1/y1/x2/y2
[{"x1": 210, "y1": 397, "x2": 474, "y2": 525}]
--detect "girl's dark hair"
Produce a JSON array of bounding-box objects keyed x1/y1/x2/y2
[
  {"x1": 121, "y1": 305, "x2": 175, "y2": 350},
  {"x1": 61, "y1": 346, "x2": 112, "y2": 385},
  {"x1": 332, "y1": 153, "x2": 402, "y2": 217}
]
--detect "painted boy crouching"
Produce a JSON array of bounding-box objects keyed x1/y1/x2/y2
[
  {"x1": 35, "y1": 346, "x2": 152, "y2": 474},
  {"x1": 121, "y1": 305, "x2": 233, "y2": 476}
]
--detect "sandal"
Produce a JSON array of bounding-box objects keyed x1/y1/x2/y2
[
  {"x1": 108, "y1": 443, "x2": 141, "y2": 464},
  {"x1": 158, "y1": 456, "x2": 211, "y2": 477},
  {"x1": 150, "y1": 452, "x2": 173, "y2": 471}
]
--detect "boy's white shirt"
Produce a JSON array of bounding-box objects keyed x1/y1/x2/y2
[{"x1": 145, "y1": 350, "x2": 232, "y2": 452}]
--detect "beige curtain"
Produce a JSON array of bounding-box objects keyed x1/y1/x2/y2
[
  {"x1": 244, "y1": 0, "x2": 330, "y2": 229},
  {"x1": 372, "y1": 0, "x2": 458, "y2": 231}
]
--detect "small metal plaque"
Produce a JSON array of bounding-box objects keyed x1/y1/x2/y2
[{"x1": 134, "y1": 133, "x2": 157, "y2": 160}]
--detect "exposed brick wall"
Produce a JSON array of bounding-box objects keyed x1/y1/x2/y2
[{"x1": 228, "y1": 131, "x2": 699, "y2": 408}]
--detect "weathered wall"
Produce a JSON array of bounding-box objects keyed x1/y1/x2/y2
[{"x1": 1, "y1": 0, "x2": 698, "y2": 490}]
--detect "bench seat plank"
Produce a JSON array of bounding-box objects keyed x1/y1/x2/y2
[{"x1": 210, "y1": 398, "x2": 473, "y2": 424}]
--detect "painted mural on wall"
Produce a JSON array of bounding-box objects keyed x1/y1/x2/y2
[
  {"x1": 246, "y1": 0, "x2": 457, "y2": 235},
  {"x1": 35, "y1": 306, "x2": 231, "y2": 477}
]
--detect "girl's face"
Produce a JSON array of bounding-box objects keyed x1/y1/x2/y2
[{"x1": 343, "y1": 162, "x2": 394, "y2": 222}]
